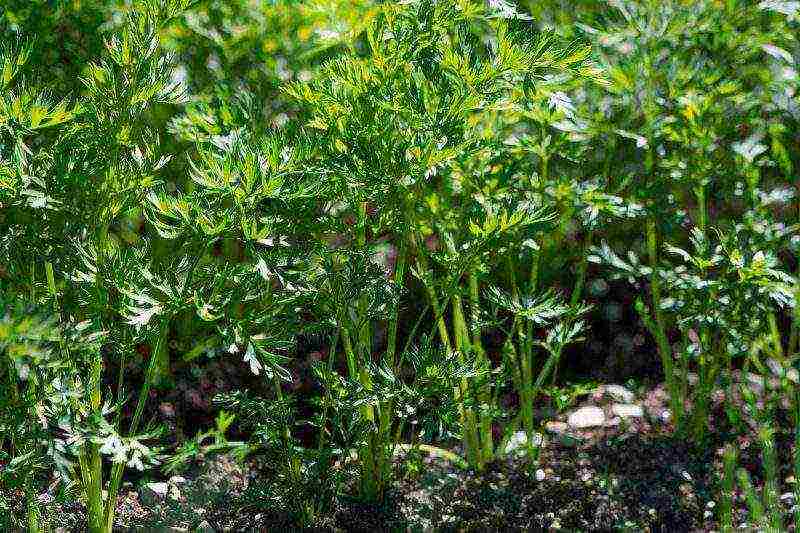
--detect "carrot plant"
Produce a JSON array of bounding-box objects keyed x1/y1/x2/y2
[
  {"x1": 0, "y1": 297, "x2": 62, "y2": 532},
  {"x1": 719, "y1": 338, "x2": 800, "y2": 530},
  {"x1": 284, "y1": 0, "x2": 603, "y2": 480},
  {"x1": 4, "y1": 0, "x2": 800, "y2": 529},
  {"x1": 1, "y1": 1, "x2": 197, "y2": 531},
  {"x1": 579, "y1": 0, "x2": 800, "y2": 438}
]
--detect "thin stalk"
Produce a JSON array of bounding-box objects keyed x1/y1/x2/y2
[
  {"x1": 506, "y1": 257, "x2": 525, "y2": 385},
  {"x1": 30, "y1": 261, "x2": 36, "y2": 301},
  {"x1": 507, "y1": 255, "x2": 536, "y2": 464},
  {"x1": 343, "y1": 323, "x2": 380, "y2": 498},
  {"x1": 385, "y1": 238, "x2": 407, "y2": 370},
  {"x1": 341, "y1": 327, "x2": 359, "y2": 381},
  {"x1": 549, "y1": 231, "x2": 593, "y2": 387},
  {"x1": 84, "y1": 222, "x2": 110, "y2": 533},
  {"x1": 102, "y1": 319, "x2": 168, "y2": 532},
  {"x1": 737, "y1": 468, "x2": 765, "y2": 526},
  {"x1": 415, "y1": 250, "x2": 453, "y2": 353},
  {"x1": 451, "y1": 289, "x2": 482, "y2": 469},
  {"x1": 272, "y1": 373, "x2": 301, "y2": 482},
  {"x1": 789, "y1": 277, "x2": 799, "y2": 355},
  {"x1": 317, "y1": 326, "x2": 341, "y2": 452},
  {"x1": 412, "y1": 244, "x2": 477, "y2": 466},
  {"x1": 646, "y1": 216, "x2": 680, "y2": 425},
  {"x1": 104, "y1": 250, "x2": 203, "y2": 531},
  {"x1": 356, "y1": 201, "x2": 371, "y2": 357},
  {"x1": 375, "y1": 238, "x2": 409, "y2": 495},
  {"x1": 794, "y1": 389, "x2": 800, "y2": 528},
  {"x1": 22, "y1": 360, "x2": 39, "y2": 533},
  {"x1": 759, "y1": 427, "x2": 782, "y2": 530},
  {"x1": 696, "y1": 183, "x2": 708, "y2": 235},
  {"x1": 569, "y1": 232, "x2": 592, "y2": 308},
  {"x1": 469, "y1": 271, "x2": 493, "y2": 462},
  {"x1": 791, "y1": 190, "x2": 800, "y2": 354},
  {"x1": 721, "y1": 445, "x2": 736, "y2": 531}
]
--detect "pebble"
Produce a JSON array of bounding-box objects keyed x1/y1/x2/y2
[
  {"x1": 545, "y1": 421, "x2": 568, "y2": 434},
  {"x1": 144, "y1": 481, "x2": 167, "y2": 496},
  {"x1": 168, "y1": 484, "x2": 182, "y2": 501},
  {"x1": 611, "y1": 403, "x2": 643, "y2": 418},
  {"x1": 598, "y1": 384, "x2": 635, "y2": 403},
  {"x1": 568, "y1": 406, "x2": 605, "y2": 428},
  {"x1": 504, "y1": 431, "x2": 543, "y2": 456}
]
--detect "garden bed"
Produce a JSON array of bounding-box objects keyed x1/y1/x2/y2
[{"x1": 6, "y1": 379, "x2": 796, "y2": 532}]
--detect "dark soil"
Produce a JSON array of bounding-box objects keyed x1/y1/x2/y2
[{"x1": 3, "y1": 378, "x2": 797, "y2": 532}]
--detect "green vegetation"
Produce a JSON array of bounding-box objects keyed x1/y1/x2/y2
[{"x1": 2, "y1": 0, "x2": 800, "y2": 529}]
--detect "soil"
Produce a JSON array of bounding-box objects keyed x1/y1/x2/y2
[{"x1": 4, "y1": 378, "x2": 797, "y2": 532}]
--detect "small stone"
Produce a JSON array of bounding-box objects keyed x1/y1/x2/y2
[
  {"x1": 568, "y1": 406, "x2": 605, "y2": 429},
  {"x1": 545, "y1": 421, "x2": 568, "y2": 434},
  {"x1": 140, "y1": 481, "x2": 168, "y2": 505},
  {"x1": 599, "y1": 384, "x2": 635, "y2": 403},
  {"x1": 612, "y1": 403, "x2": 643, "y2": 418},
  {"x1": 168, "y1": 484, "x2": 182, "y2": 501},
  {"x1": 169, "y1": 475, "x2": 187, "y2": 484},
  {"x1": 504, "y1": 431, "x2": 542, "y2": 456},
  {"x1": 147, "y1": 481, "x2": 168, "y2": 494}
]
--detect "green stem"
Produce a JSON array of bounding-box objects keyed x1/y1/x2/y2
[
  {"x1": 104, "y1": 246, "x2": 203, "y2": 531},
  {"x1": 25, "y1": 469, "x2": 39, "y2": 533},
  {"x1": 721, "y1": 445, "x2": 736, "y2": 531},
  {"x1": 84, "y1": 222, "x2": 110, "y2": 533},
  {"x1": 317, "y1": 325, "x2": 341, "y2": 452},
  {"x1": 794, "y1": 389, "x2": 800, "y2": 529},
  {"x1": 789, "y1": 277, "x2": 799, "y2": 356},
  {"x1": 646, "y1": 216, "x2": 680, "y2": 425},
  {"x1": 469, "y1": 271, "x2": 493, "y2": 462},
  {"x1": 385, "y1": 238, "x2": 407, "y2": 370},
  {"x1": 549, "y1": 231, "x2": 592, "y2": 387},
  {"x1": 102, "y1": 320, "x2": 168, "y2": 532},
  {"x1": 569, "y1": 232, "x2": 591, "y2": 308},
  {"x1": 356, "y1": 201, "x2": 371, "y2": 358},
  {"x1": 416, "y1": 251, "x2": 452, "y2": 353},
  {"x1": 376, "y1": 238, "x2": 408, "y2": 491},
  {"x1": 452, "y1": 288, "x2": 482, "y2": 469}
]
